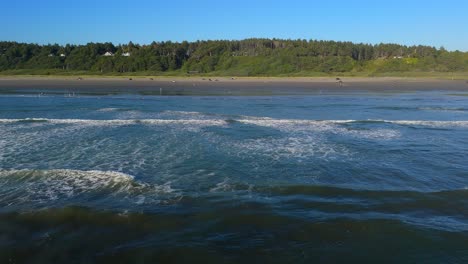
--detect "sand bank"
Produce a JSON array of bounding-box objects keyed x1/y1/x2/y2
[{"x1": 0, "y1": 77, "x2": 467, "y2": 95}]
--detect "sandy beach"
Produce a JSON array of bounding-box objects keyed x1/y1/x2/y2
[{"x1": 0, "y1": 77, "x2": 467, "y2": 95}]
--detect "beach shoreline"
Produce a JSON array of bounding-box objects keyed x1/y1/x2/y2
[{"x1": 0, "y1": 76, "x2": 467, "y2": 94}]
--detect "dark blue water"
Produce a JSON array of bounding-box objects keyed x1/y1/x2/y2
[{"x1": 1, "y1": 90, "x2": 468, "y2": 263}]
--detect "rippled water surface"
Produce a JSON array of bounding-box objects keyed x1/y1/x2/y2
[{"x1": 1, "y1": 90, "x2": 468, "y2": 263}]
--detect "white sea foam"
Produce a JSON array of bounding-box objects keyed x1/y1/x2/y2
[
  {"x1": 230, "y1": 136, "x2": 353, "y2": 161},
  {"x1": 161, "y1": 110, "x2": 206, "y2": 116},
  {"x1": 158, "y1": 110, "x2": 215, "y2": 120},
  {"x1": 388, "y1": 120, "x2": 468, "y2": 128},
  {"x1": 1, "y1": 117, "x2": 466, "y2": 129},
  {"x1": 210, "y1": 178, "x2": 235, "y2": 192},
  {"x1": 209, "y1": 178, "x2": 253, "y2": 194},
  {"x1": 0, "y1": 169, "x2": 177, "y2": 205},
  {"x1": 0, "y1": 118, "x2": 227, "y2": 127},
  {"x1": 237, "y1": 119, "x2": 401, "y2": 140},
  {"x1": 97, "y1": 107, "x2": 120, "y2": 112},
  {"x1": 141, "y1": 119, "x2": 226, "y2": 126},
  {"x1": 237, "y1": 118, "x2": 468, "y2": 130},
  {"x1": 0, "y1": 118, "x2": 53, "y2": 124}
]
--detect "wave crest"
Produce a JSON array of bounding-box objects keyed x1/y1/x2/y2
[
  {"x1": 0, "y1": 169, "x2": 177, "y2": 207},
  {"x1": 1, "y1": 117, "x2": 467, "y2": 129},
  {"x1": 0, "y1": 118, "x2": 226, "y2": 127}
]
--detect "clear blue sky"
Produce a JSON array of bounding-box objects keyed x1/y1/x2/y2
[{"x1": 3, "y1": 0, "x2": 468, "y2": 51}]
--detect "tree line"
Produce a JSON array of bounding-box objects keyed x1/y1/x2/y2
[{"x1": 0, "y1": 39, "x2": 466, "y2": 75}]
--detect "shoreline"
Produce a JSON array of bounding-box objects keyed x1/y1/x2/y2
[{"x1": 1, "y1": 76, "x2": 467, "y2": 94}]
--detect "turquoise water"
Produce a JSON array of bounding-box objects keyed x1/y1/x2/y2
[{"x1": 0, "y1": 90, "x2": 468, "y2": 263}]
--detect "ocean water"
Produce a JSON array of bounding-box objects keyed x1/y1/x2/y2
[{"x1": 0, "y1": 89, "x2": 468, "y2": 263}]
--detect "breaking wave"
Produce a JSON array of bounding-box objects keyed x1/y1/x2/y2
[
  {"x1": 0, "y1": 118, "x2": 227, "y2": 126},
  {"x1": 0, "y1": 169, "x2": 178, "y2": 207},
  {"x1": 1, "y1": 117, "x2": 467, "y2": 128},
  {"x1": 236, "y1": 118, "x2": 468, "y2": 128}
]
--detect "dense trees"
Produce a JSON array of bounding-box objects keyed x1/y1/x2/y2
[{"x1": 0, "y1": 39, "x2": 466, "y2": 75}]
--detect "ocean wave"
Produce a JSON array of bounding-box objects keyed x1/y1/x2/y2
[
  {"x1": 260, "y1": 184, "x2": 468, "y2": 198},
  {"x1": 237, "y1": 118, "x2": 468, "y2": 129},
  {"x1": 256, "y1": 184, "x2": 468, "y2": 231},
  {"x1": 156, "y1": 110, "x2": 221, "y2": 120},
  {"x1": 418, "y1": 107, "x2": 468, "y2": 112},
  {"x1": 0, "y1": 169, "x2": 178, "y2": 206},
  {"x1": 388, "y1": 120, "x2": 468, "y2": 127},
  {"x1": 1, "y1": 169, "x2": 467, "y2": 231},
  {"x1": 373, "y1": 106, "x2": 468, "y2": 112},
  {"x1": 161, "y1": 110, "x2": 207, "y2": 116},
  {"x1": 0, "y1": 118, "x2": 227, "y2": 127},
  {"x1": 1, "y1": 117, "x2": 467, "y2": 128}
]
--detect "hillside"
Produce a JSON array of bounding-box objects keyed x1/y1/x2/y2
[{"x1": 1, "y1": 39, "x2": 467, "y2": 76}]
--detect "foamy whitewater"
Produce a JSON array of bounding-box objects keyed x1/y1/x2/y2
[{"x1": 0, "y1": 90, "x2": 467, "y2": 262}]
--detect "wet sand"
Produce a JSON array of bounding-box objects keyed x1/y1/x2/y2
[{"x1": 0, "y1": 77, "x2": 467, "y2": 95}]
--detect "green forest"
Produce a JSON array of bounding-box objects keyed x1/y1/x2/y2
[{"x1": 0, "y1": 39, "x2": 467, "y2": 76}]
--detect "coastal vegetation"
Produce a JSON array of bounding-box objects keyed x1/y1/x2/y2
[{"x1": 0, "y1": 39, "x2": 467, "y2": 77}]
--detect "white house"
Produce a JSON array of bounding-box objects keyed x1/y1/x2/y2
[
  {"x1": 122, "y1": 52, "x2": 131, "y2": 57},
  {"x1": 48, "y1": 54, "x2": 54, "y2": 57},
  {"x1": 103, "y1": 51, "x2": 114, "y2": 57},
  {"x1": 60, "y1": 54, "x2": 66, "y2": 57}
]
